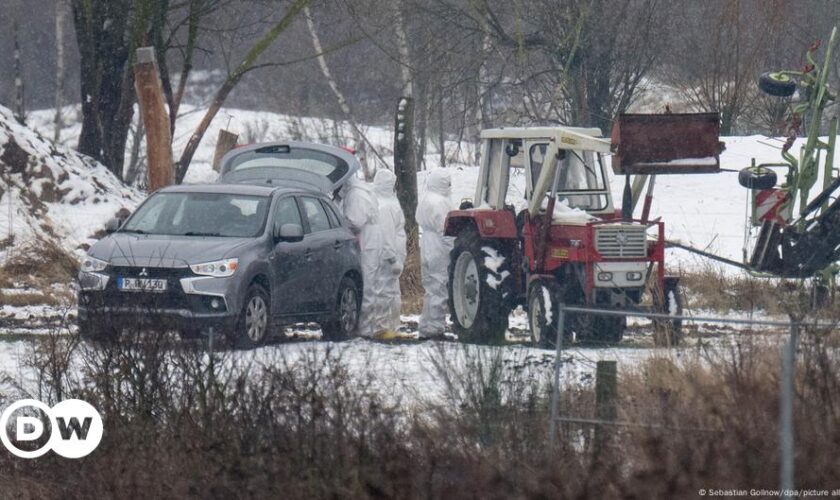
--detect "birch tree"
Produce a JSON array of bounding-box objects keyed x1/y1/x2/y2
[
  {"x1": 54, "y1": 0, "x2": 67, "y2": 142},
  {"x1": 303, "y1": 5, "x2": 379, "y2": 179}
]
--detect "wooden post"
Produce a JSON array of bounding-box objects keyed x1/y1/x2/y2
[
  {"x1": 134, "y1": 46, "x2": 173, "y2": 191},
  {"x1": 212, "y1": 129, "x2": 239, "y2": 172},
  {"x1": 594, "y1": 360, "x2": 618, "y2": 454}
]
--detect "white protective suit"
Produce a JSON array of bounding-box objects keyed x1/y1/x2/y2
[
  {"x1": 340, "y1": 175, "x2": 386, "y2": 337},
  {"x1": 416, "y1": 169, "x2": 454, "y2": 338},
  {"x1": 373, "y1": 169, "x2": 407, "y2": 332}
]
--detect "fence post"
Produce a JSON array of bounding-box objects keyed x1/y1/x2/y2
[
  {"x1": 780, "y1": 319, "x2": 800, "y2": 500},
  {"x1": 212, "y1": 129, "x2": 238, "y2": 172},
  {"x1": 549, "y1": 304, "x2": 566, "y2": 449},
  {"x1": 594, "y1": 360, "x2": 618, "y2": 454}
]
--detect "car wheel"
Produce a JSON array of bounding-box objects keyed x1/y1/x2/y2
[
  {"x1": 321, "y1": 276, "x2": 360, "y2": 341},
  {"x1": 234, "y1": 284, "x2": 271, "y2": 349}
]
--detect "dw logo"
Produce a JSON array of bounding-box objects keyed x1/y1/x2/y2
[{"x1": 0, "y1": 399, "x2": 103, "y2": 459}]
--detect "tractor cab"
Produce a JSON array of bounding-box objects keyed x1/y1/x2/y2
[{"x1": 473, "y1": 127, "x2": 615, "y2": 223}]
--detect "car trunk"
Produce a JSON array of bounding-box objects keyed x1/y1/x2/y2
[{"x1": 218, "y1": 142, "x2": 360, "y2": 194}]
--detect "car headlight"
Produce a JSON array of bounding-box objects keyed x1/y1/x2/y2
[
  {"x1": 81, "y1": 256, "x2": 109, "y2": 273},
  {"x1": 190, "y1": 258, "x2": 239, "y2": 277}
]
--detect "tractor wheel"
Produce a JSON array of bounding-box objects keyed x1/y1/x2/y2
[
  {"x1": 448, "y1": 228, "x2": 510, "y2": 344},
  {"x1": 758, "y1": 72, "x2": 797, "y2": 97},
  {"x1": 528, "y1": 282, "x2": 556, "y2": 348},
  {"x1": 652, "y1": 278, "x2": 683, "y2": 346},
  {"x1": 528, "y1": 281, "x2": 574, "y2": 348},
  {"x1": 738, "y1": 166, "x2": 777, "y2": 190}
]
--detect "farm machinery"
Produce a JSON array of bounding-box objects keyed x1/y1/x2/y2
[
  {"x1": 444, "y1": 115, "x2": 723, "y2": 346},
  {"x1": 738, "y1": 27, "x2": 840, "y2": 286}
]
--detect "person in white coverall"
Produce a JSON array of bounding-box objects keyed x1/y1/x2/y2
[
  {"x1": 373, "y1": 169, "x2": 407, "y2": 334},
  {"x1": 339, "y1": 175, "x2": 385, "y2": 337},
  {"x1": 416, "y1": 169, "x2": 454, "y2": 339}
]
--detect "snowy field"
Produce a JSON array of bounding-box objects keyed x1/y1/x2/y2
[{"x1": 0, "y1": 104, "x2": 813, "y2": 402}]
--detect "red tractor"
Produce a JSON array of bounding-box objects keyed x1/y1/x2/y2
[{"x1": 444, "y1": 115, "x2": 723, "y2": 346}]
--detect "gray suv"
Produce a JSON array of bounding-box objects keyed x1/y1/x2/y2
[{"x1": 78, "y1": 143, "x2": 363, "y2": 347}]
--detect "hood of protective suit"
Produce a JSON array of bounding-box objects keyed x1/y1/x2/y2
[
  {"x1": 426, "y1": 169, "x2": 451, "y2": 197},
  {"x1": 373, "y1": 169, "x2": 397, "y2": 198},
  {"x1": 416, "y1": 169, "x2": 452, "y2": 233},
  {"x1": 341, "y1": 174, "x2": 378, "y2": 231}
]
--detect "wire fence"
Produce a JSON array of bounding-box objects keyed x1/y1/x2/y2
[{"x1": 548, "y1": 304, "x2": 817, "y2": 500}]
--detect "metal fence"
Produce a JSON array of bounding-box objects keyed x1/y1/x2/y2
[{"x1": 548, "y1": 304, "x2": 814, "y2": 500}]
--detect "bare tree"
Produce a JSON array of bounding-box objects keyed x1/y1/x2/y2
[
  {"x1": 13, "y1": 20, "x2": 25, "y2": 123},
  {"x1": 662, "y1": 0, "x2": 789, "y2": 134},
  {"x1": 303, "y1": 4, "x2": 383, "y2": 179},
  {"x1": 54, "y1": 0, "x2": 67, "y2": 142},
  {"x1": 71, "y1": 0, "x2": 137, "y2": 178},
  {"x1": 175, "y1": 0, "x2": 313, "y2": 182}
]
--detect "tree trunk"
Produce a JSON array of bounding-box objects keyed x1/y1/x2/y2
[
  {"x1": 394, "y1": 97, "x2": 422, "y2": 308},
  {"x1": 170, "y1": 0, "x2": 201, "y2": 125},
  {"x1": 54, "y1": 0, "x2": 67, "y2": 142},
  {"x1": 13, "y1": 21, "x2": 25, "y2": 123},
  {"x1": 71, "y1": 0, "x2": 135, "y2": 180},
  {"x1": 438, "y1": 90, "x2": 446, "y2": 168},
  {"x1": 303, "y1": 5, "x2": 377, "y2": 179},
  {"x1": 125, "y1": 114, "x2": 145, "y2": 186}
]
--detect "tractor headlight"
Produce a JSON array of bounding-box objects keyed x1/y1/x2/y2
[
  {"x1": 190, "y1": 258, "x2": 239, "y2": 277},
  {"x1": 597, "y1": 272, "x2": 613, "y2": 282},
  {"x1": 81, "y1": 256, "x2": 109, "y2": 273}
]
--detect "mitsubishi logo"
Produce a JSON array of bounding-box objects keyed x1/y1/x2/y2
[{"x1": 138, "y1": 268, "x2": 149, "y2": 277}]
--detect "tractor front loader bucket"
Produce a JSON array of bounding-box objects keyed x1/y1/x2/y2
[{"x1": 611, "y1": 113, "x2": 724, "y2": 175}]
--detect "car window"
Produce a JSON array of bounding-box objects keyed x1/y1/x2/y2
[
  {"x1": 300, "y1": 197, "x2": 331, "y2": 233},
  {"x1": 320, "y1": 199, "x2": 341, "y2": 228},
  {"x1": 272, "y1": 196, "x2": 303, "y2": 234}
]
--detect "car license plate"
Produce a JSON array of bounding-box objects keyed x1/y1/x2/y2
[{"x1": 117, "y1": 277, "x2": 168, "y2": 292}]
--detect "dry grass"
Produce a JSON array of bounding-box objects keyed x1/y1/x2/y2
[
  {"x1": 678, "y1": 263, "x2": 816, "y2": 317},
  {"x1": 2, "y1": 322, "x2": 838, "y2": 498},
  {"x1": 0, "y1": 290, "x2": 61, "y2": 307},
  {"x1": 1, "y1": 235, "x2": 78, "y2": 289}
]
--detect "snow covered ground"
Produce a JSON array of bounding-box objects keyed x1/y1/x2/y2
[
  {"x1": 26, "y1": 104, "x2": 826, "y2": 275},
  {"x1": 0, "y1": 103, "x2": 815, "y2": 404}
]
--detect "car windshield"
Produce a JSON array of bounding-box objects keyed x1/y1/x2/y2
[{"x1": 122, "y1": 192, "x2": 270, "y2": 237}]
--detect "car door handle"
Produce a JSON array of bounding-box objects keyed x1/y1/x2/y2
[
  {"x1": 333, "y1": 240, "x2": 342, "y2": 250},
  {"x1": 304, "y1": 249, "x2": 313, "y2": 261}
]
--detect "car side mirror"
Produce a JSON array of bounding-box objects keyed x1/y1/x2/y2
[
  {"x1": 104, "y1": 217, "x2": 122, "y2": 234},
  {"x1": 275, "y1": 223, "x2": 304, "y2": 242}
]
